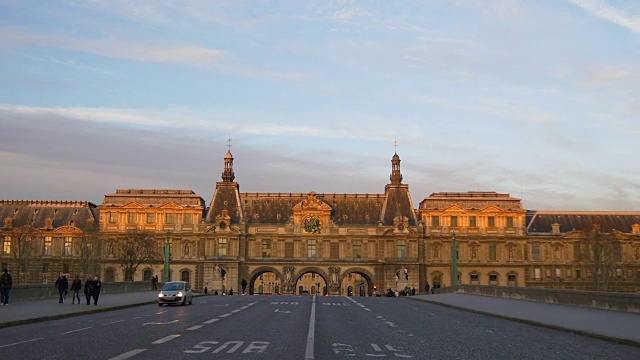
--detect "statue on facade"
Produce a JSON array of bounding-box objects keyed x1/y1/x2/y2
[
  {"x1": 282, "y1": 266, "x2": 295, "y2": 293},
  {"x1": 214, "y1": 264, "x2": 225, "y2": 280},
  {"x1": 328, "y1": 267, "x2": 341, "y2": 293}
]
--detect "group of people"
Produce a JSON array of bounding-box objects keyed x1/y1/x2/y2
[{"x1": 56, "y1": 275, "x2": 102, "y2": 305}]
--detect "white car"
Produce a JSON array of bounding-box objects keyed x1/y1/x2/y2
[{"x1": 158, "y1": 281, "x2": 193, "y2": 306}]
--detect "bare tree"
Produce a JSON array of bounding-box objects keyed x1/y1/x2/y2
[
  {"x1": 78, "y1": 221, "x2": 103, "y2": 280},
  {"x1": 10, "y1": 223, "x2": 41, "y2": 284},
  {"x1": 581, "y1": 223, "x2": 619, "y2": 291},
  {"x1": 116, "y1": 230, "x2": 161, "y2": 281}
]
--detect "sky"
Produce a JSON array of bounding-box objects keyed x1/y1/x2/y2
[{"x1": 0, "y1": 0, "x2": 639, "y2": 211}]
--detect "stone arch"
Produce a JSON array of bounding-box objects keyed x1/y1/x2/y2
[
  {"x1": 248, "y1": 266, "x2": 284, "y2": 295},
  {"x1": 293, "y1": 267, "x2": 330, "y2": 295},
  {"x1": 430, "y1": 271, "x2": 443, "y2": 289},
  {"x1": 179, "y1": 268, "x2": 192, "y2": 283},
  {"x1": 341, "y1": 267, "x2": 375, "y2": 296}
]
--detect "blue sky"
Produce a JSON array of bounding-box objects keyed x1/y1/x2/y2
[{"x1": 0, "y1": 1, "x2": 638, "y2": 210}]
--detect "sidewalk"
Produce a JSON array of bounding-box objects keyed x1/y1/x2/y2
[
  {"x1": 0, "y1": 290, "x2": 160, "y2": 328},
  {"x1": 409, "y1": 293, "x2": 640, "y2": 347}
]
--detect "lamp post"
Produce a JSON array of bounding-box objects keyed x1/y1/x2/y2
[
  {"x1": 163, "y1": 230, "x2": 171, "y2": 283},
  {"x1": 451, "y1": 231, "x2": 458, "y2": 286}
]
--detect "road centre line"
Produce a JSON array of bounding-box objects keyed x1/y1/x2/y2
[
  {"x1": 203, "y1": 318, "x2": 219, "y2": 324},
  {"x1": 152, "y1": 335, "x2": 181, "y2": 344},
  {"x1": 187, "y1": 325, "x2": 203, "y2": 331},
  {"x1": 107, "y1": 349, "x2": 147, "y2": 360},
  {"x1": 103, "y1": 320, "x2": 126, "y2": 325},
  {"x1": 232, "y1": 309, "x2": 241, "y2": 313},
  {"x1": 305, "y1": 295, "x2": 317, "y2": 360},
  {"x1": 0, "y1": 338, "x2": 43, "y2": 348},
  {"x1": 219, "y1": 313, "x2": 231, "y2": 318},
  {"x1": 61, "y1": 327, "x2": 92, "y2": 335}
]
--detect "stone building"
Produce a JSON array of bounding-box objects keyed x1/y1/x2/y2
[{"x1": 1, "y1": 150, "x2": 639, "y2": 294}]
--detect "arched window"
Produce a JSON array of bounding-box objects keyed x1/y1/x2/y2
[
  {"x1": 143, "y1": 269, "x2": 152, "y2": 281},
  {"x1": 105, "y1": 268, "x2": 116, "y2": 282},
  {"x1": 470, "y1": 272, "x2": 480, "y2": 285},
  {"x1": 508, "y1": 272, "x2": 517, "y2": 286},
  {"x1": 181, "y1": 270, "x2": 190, "y2": 283},
  {"x1": 488, "y1": 272, "x2": 498, "y2": 286}
]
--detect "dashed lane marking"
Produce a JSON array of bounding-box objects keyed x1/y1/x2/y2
[
  {"x1": 152, "y1": 335, "x2": 181, "y2": 344},
  {"x1": 107, "y1": 349, "x2": 147, "y2": 360},
  {"x1": 187, "y1": 325, "x2": 203, "y2": 331},
  {"x1": 103, "y1": 320, "x2": 126, "y2": 325},
  {"x1": 143, "y1": 320, "x2": 179, "y2": 326},
  {"x1": 61, "y1": 327, "x2": 92, "y2": 335},
  {"x1": 232, "y1": 309, "x2": 241, "y2": 313},
  {"x1": 203, "y1": 318, "x2": 219, "y2": 324},
  {"x1": 219, "y1": 313, "x2": 231, "y2": 318},
  {"x1": 0, "y1": 338, "x2": 43, "y2": 348}
]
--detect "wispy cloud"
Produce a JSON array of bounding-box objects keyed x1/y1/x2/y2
[
  {"x1": 1, "y1": 26, "x2": 224, "y2": 64},
  {"x1": 570, "y1": 0, "x2": 640, "y2": 33}
]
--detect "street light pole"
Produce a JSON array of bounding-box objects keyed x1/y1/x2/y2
[
  {"x1": 451, "y1": 231, "x2": 458, "y2": 286},
  {"x1": 163, "y1": 230, "x2": 171, "y2": 283}
]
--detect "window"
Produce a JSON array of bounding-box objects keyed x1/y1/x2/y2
[
  {"x1": 566, "y1": 269, "x2": 572, "y2": 278},
  {"x1": 284, "y1": 242, "x2": 294, "y2": 258},
  {"x1": 450, "y1": 216, "x2": 458, "y2": 227},
  {"x1": 489, "y1": 273, "x2": 498, "y2": 285},
  {"x1": 470, "y1": 273, "x2": 479, "y2": 284},
  {"x1": 181, "y1": 270, "x2": 190, "y2": 283},
  {"x1": 146, "y1": 213, "x2": 155, "y2": 224},
  {"x1": 42, "y1": 263, "x2": 49, "y2": 273},
  {"x1": 397, "y1": 240, "x2": 406, "y2": 259},
  {"x1": 127, "y1": 212, "x2": 136, "y2": 224},
  {"x1": 307, "y1": 239, "x2": 316, "y2": 258},
  {"x1": 184, "y1": 213, "x2": 193, "y2": 225},
  {"x1": 469, "y1": 216, "x2": 477, "y2": 227},
  {"x1": 431, "y1": 216, "x2": 440, "y2": 227},
  {"x1": 165, "y1": 213, "x2": 175, "y2": 224},
  {"x1": 63, "y1": 263, "x2": 69, "y2": 273},
  {"x1": 487, "y1": 216, "x2": 495, "y2": 227},
  {"x1": 3, "y1": 236, "x2": 11, "y2": 254},
  {"x1": 330, "y1": 242, "x2": 339, "y2": 259},
  {"x1": 616, "y1": 268, "x2": 623, "y2": 278},
  {"x1": 353, "y1": 240, "x2": 362, "y2": 259},
  {"x1": 534, "y1": 268, "x2": 541, "y2": 280},
  {"x1": 108, "y1": 212, "x2": 117, "y2": 224},
  {"x1": 143, "y1": 269, "x2": 152, "y2": 281},
  {"x1": 573, "y1": 242, "x2": 581, "y2": 261},
  {"x1": 217, "y1": 238, "x2": 227, "y2": 257},
  {"x1": 508, "y1": 273, "x2": 516, "y2": 286},
  {"x1": 64, "y1": 237, "x2": 72, "y2": 256},
  {"x1": 489, "y1": 241, "x2": 496, "y2": 261},
  {"x1": 262, "y1": 240, "x2": 271, "y2": 258},
  {"x1": 506, "y1": 216, "x2": 514, "y2": 227},
  {"x1": 44, "y1": 236, "x2": 52, "y2": 255},
  {"x1": 613, "y1": 243, "x2": 622, "y2": 262},
  {"x1": 532, "y1": 242, "x2": 540, "y2": 261}
]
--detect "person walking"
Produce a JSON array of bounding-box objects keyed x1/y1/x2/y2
[
  {"x1": 92, "y1": 277, "x2": 102, "y2": 305},
  {"x1": 0, "y1": 269, "x2": 13, "y2": 305},
  {"x1": 151, "y1": 275, "x2": 158, "y2": 291},
  {"x1": 84, "y1": 278, "x2": 93, "y2": 305},
  {"x1": 70, "y1": 276, "x2": 82, "y2": 304},
  {"x1": 55, "y1": 275, "x2": 69, "y2": 303},
  {"x1": 424, "y1": 281, "x2": 430, "y2": 294}
]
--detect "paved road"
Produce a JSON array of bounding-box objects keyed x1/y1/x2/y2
[{"x1": 0, "y1": 294, "x2": 638, "y2": 359}]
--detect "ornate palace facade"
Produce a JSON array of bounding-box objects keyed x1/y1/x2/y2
[{"x1": 1, "y1": 151, "x2": 639, "y2": 294}]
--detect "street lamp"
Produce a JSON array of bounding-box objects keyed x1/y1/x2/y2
[{"x1": 163, "y1": 230, "x2": 171, "y2": 283}]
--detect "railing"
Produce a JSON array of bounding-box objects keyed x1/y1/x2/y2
[{"x1": 436, "y1": 284, "x2": 640, "y2": 313}]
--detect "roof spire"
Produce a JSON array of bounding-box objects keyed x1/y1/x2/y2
[
  {"x1": 227, "y1": 135, "x2": 232, "y2": 152},
  {"x1": 393, "y1": 138, "x2": 398, "y2": 154},
  {"x1": 222, "y1": 137, "x2": 235, "y2": 183},
  {"x1": 390, "y1": 146, "x2": 402, "y2": 185}
]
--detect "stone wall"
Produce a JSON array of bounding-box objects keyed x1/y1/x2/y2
[
  {"x1": 436, "y1": 284, "x2": 640, "y2": 312},
  {"x1": 9, "y1": 281, "x2": 153, "y2": 301}
]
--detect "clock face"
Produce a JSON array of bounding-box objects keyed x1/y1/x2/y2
[
  {"x1": 398, "y1": 224, "x2": 405, "y2": 231},
  {"x1": 219, "y1": 222, "x2": 226, "y2": 229}
]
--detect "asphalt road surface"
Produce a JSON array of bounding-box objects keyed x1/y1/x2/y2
[{"x1": 0, "y1": 295, "x2": 638, "y2": 359}]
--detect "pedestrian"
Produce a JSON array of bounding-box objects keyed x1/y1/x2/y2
[
  {"x1": 84, "y1": 278, "x2": 93, "y2": 305},
  {"x1": 55, "y1": 275, "x2": 69, "y2": 303},
  {"x1": 424, "y1": 281, "x2": 430, "y2": 294},
  {"x1": 204, "y1": 286, "x2": 208, "y2": 294},
  {"x1": 151, "y1": 275, "x2": 158, "y2": 291},
  {"x1": 70, "y1": 275, "x2": 82, "y2": 304},
  {"x1": 229, "y1": 288, "x2": 233, "y2": 295},
  {"x1": 92, "y1": 276, "x2": 102, "y2": 305},
  {"x1": 241, "y1": 279, "x2": 247, "y2": 295},
  {"x1": 0, "y1": 268, "x2": 13, "y2": 305}
]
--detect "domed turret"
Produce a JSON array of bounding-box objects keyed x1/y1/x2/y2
[{"x1": 390, "y1": 152, "x2": 402, "y2": 185}]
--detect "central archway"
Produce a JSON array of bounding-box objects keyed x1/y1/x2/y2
[
  {"x1": 341, "y1": 267, "x2": 375, "y2": 296},
  {"x1": 248, "y1": 267, "x2": 284, "y2": 295},
  {"x1": 294, "y1": 267, "x2": 328, "y2": 296}
]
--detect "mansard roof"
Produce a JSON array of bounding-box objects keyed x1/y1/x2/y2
[
  {"x1": 0, "y1": 200, "x2": 99, "y2": 230},
  {"x1": 102, "y1": 189, "x2": 205, "y2": 207},
  {"x1": 419, "y1": 192, "x2": 523, "y2": 211},
  {"x1": 526, "y1": 211, "x2": 640, "y2": 234}
]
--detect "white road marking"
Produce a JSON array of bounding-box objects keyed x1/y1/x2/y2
[
  {"x1": 275, "y1": 309, "x2": 291, "y2": 313},
  {"x1": 240, "y1": 306, "x2": 248, "y2": 309},
  {"x1": 61, "y1": 327, "x2": 92, "y2": 335},
  {"x1": 305, "y1": 296, "x2": 316, "y2": 360},
  {"x1": 103, "y1": 320, "x2": 126, "y2": 325},
  {"x1": 364, "y1": 308, "x2": 371, "y2": 311},
  {"x1": 219, "y1": 313, "x2": 231, "y2": 318},
  {"x1": 385, "y1": 322, "x2": 397, "y2": 328},
  {"x1": 0, "y1": 338, "x2": 43, "y2": 348},
  {"x1": 187, "y1": 325, "x2": 203, "y2": 331},
  {"x1": 231, "y1": 309, "x2": 241, "y2": 313},
  {"x1": 376, "y1": 316, "x2": 384, "y2": 319},
  {"x1": 203, "y1": 318, "x2": 219, "y2": 324},
  {"x1": 152, "y1": 335, "x2": 180, "y2": 344},
  {"x1": 108, "y1": 349, "x2": 147, "y2": 360},
  {"x1": 143, "y1": 320, "x2": 179, "y2": 326}
]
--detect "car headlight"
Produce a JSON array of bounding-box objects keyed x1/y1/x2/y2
[
  {"x1": 158, "y1": 293, "x2": 164, "y2": 298},
  {"x1": 176, "y1": 292, "x2": 183, "y2": 297}
]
